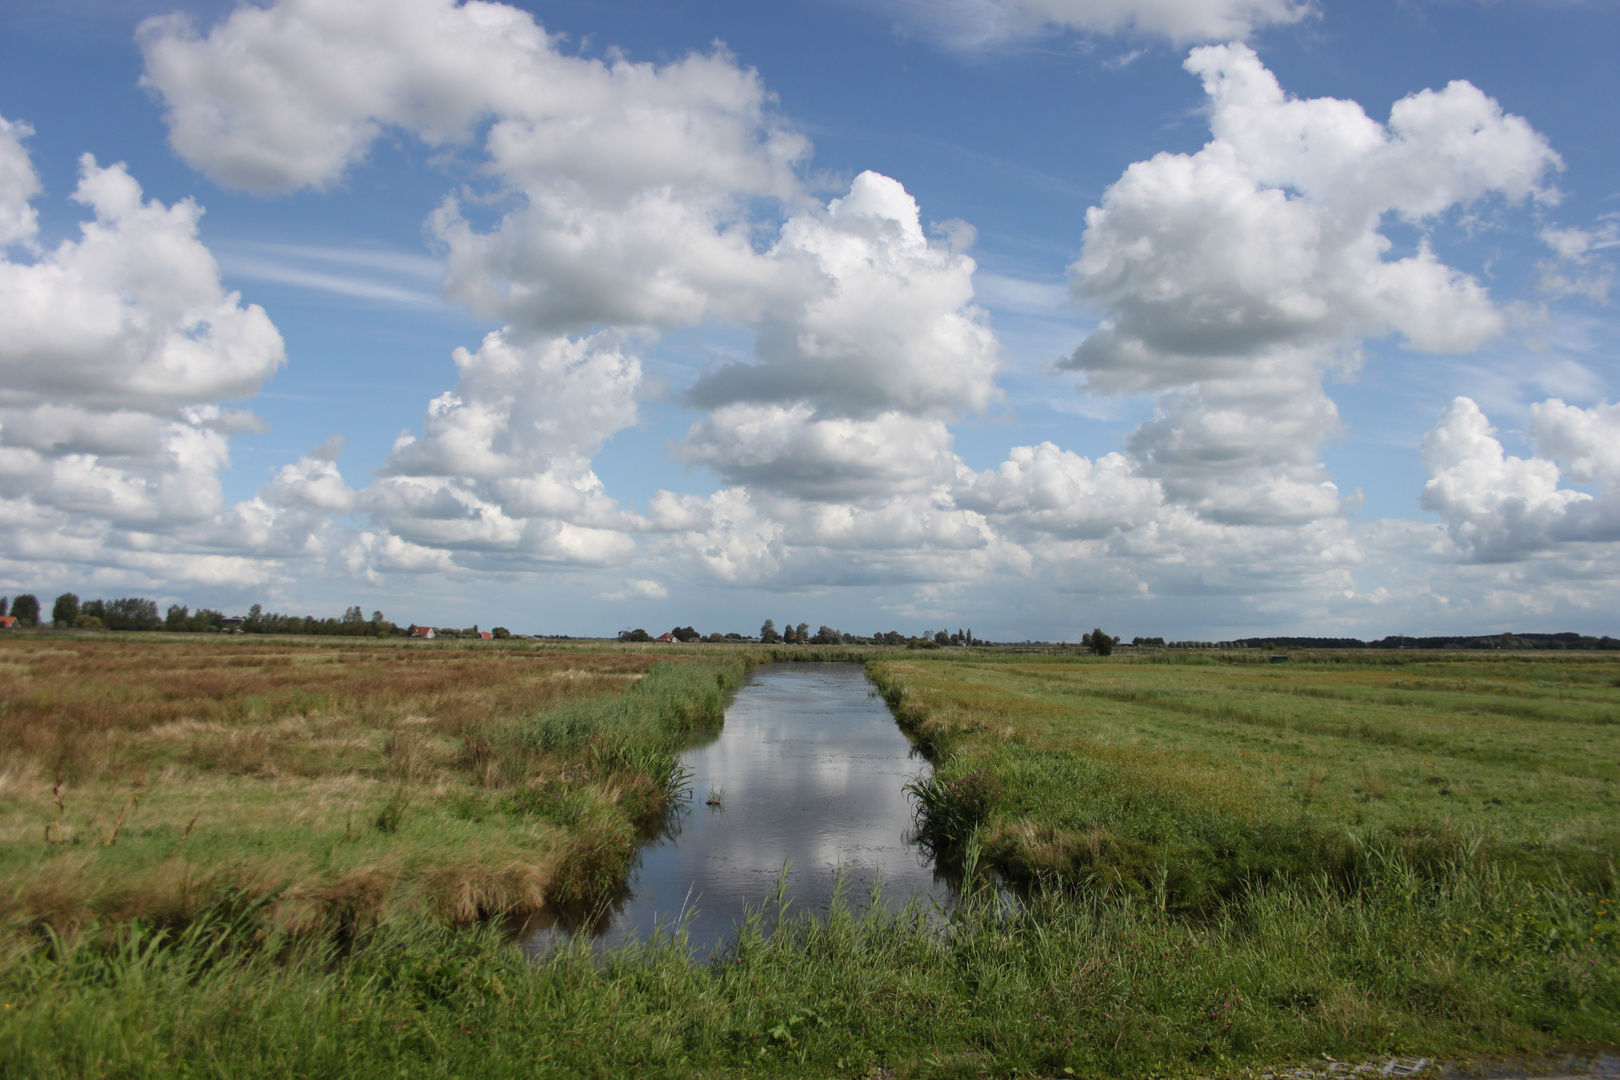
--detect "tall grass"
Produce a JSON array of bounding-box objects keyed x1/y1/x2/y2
[{"x1": 0, "y1": 640, "x2": 749, "y2": 936}]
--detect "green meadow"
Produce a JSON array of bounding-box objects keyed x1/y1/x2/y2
[
  {"x1": 879, "y1": 650, "x2": 1620, "y2": 903},
  {"x1": 1, "y1": 638, "x2": 1616, "y2": 1078}
]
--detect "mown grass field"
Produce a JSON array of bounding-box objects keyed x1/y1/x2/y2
[
  {"x1": 878, "y1": 650, "x2": 1620, "y2": 902},
  {"x1": 1, "y1": 639, "x2": 1616, "y2": 1079}
]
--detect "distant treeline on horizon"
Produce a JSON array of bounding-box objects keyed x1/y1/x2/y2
[
  {"x1": 1209, "y1": 632, "x2": 1620, "y2": 651},
  {"x1": 2, "y1": 593, "x2": 1614, "y2": 651}
]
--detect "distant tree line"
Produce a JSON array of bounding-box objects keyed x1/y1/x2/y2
[
  {"x1": 242, "y1": 604, "x2": 398, "y2": 637},
  {"x1": 2, "y1": 593, "x2": 410, "y2": 636},
  {"x1": 616, "y1": 620, "x2": 993, "y2": 647},
  {"x1": 1214, "y1": 633, "x2": 1620, "y2": 651}
]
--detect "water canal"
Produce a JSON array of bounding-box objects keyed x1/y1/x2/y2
[{"x1": 529, "y1": 662, "x2": 948, "y2": 953}]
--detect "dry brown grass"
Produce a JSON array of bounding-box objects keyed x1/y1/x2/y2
[
  {"x1": 0, "y1": 638, "x2": 655, "y2": 784},
  {"x1": 0, "y1": 636, "x2": 671, "y2": 935}
]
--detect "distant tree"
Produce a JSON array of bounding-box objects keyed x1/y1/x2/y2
[
  {"x1": 725, "y1": 632, "x2": 744, "y2": 641},
  {"x1": 166, "y1": 604, "x2": 191, "y2": 630},
  {"x1": 707, "y1": 632, "x2": 725, "y2": 643},
  {"x1": 812, "y1": 625, "x2": 840, "y2": 644},
  {"x1": 1088, "y1": 627, "x2": 1115, "y2": 656},
  {"x1": 73, "y1": 614, "x2": 104, "y2": 629},
  {"x1": 52, "y1": 593, "x2": 80, "y2": 627},
  {"x1": 11, "y1": 594, "x2": 41, "y2": 626},
  {"x1": 0, "y1": 596, "x2": 8, "y2": 616},
  {"x1": 371, "y1": 611, "x2": 385, "y2": 625},
  {"x1": 619, "y1": 628, "x2": 652, "y2": 642},
  {"x1": 782, "y1": 622, "x2": 797, "y2": 643},
  {"x1": 759, "y1": 619, "x2": 779, "y2": 643},
  {"x1": 491, "y1": 626, "x2": 511, "y2": 639},
  {"x1": 794, "y1": 622, "x2": 809, "y2": 645},
  {"x1": 933, "y1": 629, "x2": 949, "y2": 645},
  {"x1": 102, "y1": 597, "x2": 159, "y2": 631},
  {"x1": 671, "y1": 625, "x2": 701, "y2": 642},
  {"x1": 342, "y1": 605, "x2": 365, "y2": 624}
]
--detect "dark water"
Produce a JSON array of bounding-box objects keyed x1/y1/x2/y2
[{"x1": 528, "y1": 662, "x2": 947, "y2": 953}]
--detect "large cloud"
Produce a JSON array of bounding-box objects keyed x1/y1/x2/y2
[
  {"x1": 0, "y1": 118, "x2": 285, "y2": 533},
  {"x1": 0, "y1": 115, "x2": 366, "y2": 593},
  {"x1": 1421, "y1": 396, "x2": 1620, "y2": 562},
  {"x1": 359, "y1": 330, "x2": 643, "y2": 569},
  {"x1": 954, "y1": 442, "x2": 1162, "y2": 540},
  {"x1": 140, "y1": 0, "x2": 810, "y2": 334},
  {"x1": 1058, "y1": 44, "x2": 1558, "y2": 527},
  {"x1": 139, "y1": 1, "x2": 1014, "y2": 589},
  {"x1": 679, "y1": 172, "x2": 997, "y2": 502}
]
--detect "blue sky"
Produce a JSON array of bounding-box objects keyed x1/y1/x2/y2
[{"x1": 1, "y1": 0, "x2": 1617, "y2": 640}]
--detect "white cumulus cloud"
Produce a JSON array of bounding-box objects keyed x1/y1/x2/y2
[
  {"x1": 1060, "y1": 44, "x2": 1558, "y2": 528},
  {"x1": 360, "y1": 330, "x2": 645, "y2": 568},
  {"x1": 141, "y1": 0, "x2": 810, "y2": 335},
  {"x1": 1420, "y1": 396, "x2": 1620, "y2": 562}
]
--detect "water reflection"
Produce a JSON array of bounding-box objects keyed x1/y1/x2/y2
[{"x1": 527, "y1": 662, "x2": 949, "y2": 954}]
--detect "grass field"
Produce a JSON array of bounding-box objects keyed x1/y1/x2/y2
[
  {"x1": 0, "y1": 634, "x2": 745, "y2": 933},
  {"x1": 1, "y1": 638, "x2": 1615, "y2": 1078},
  {"x1": 877, "y1": 651, "x2": 1620, "y2": 904}
]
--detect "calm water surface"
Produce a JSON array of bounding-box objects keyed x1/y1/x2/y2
[{"x1": 529, "y1": 662, "x2": 947, "y2": 953}]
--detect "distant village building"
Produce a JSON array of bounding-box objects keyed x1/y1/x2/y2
[
  {"x1": 478, "y1": 631, "x2": 493, "y2": 640},
  {"x1": 655, "y1": 632, "x2": 677, "y2": 643},
  {"x1": 410, "y1": 625, "x2": 436, "y2": 639},
  {"x1": 0, "y1": 616, "x2": 15, "y2": 630}
]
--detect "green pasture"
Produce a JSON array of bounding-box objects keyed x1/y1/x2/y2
[{"x1": 878, "y1": 650, "x2": 1620, "y2": 904}]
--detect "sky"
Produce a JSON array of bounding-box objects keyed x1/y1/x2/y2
[{"x1": 1, "y1": 0, "x2": 1618, "y2": 641}]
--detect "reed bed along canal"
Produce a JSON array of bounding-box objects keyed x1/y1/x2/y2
[{"x1": 1, "y1": 635, "x2": 1616, "y2": 1078}]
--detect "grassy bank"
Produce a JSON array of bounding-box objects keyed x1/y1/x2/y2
[
  {"x1": 0, "y1": 635, "x2": 747, "y2": 933},
  {"x1": 1, "y1": 859, "x2": 1613, "y2": 1079}
]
